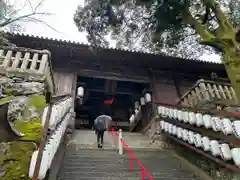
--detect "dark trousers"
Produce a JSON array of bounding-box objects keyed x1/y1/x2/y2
[{"x1": 96, "y1": 130, "x2": 104, "y2": 145}]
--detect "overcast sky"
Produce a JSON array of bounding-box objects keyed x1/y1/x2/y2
[{"x1": 9, "y1": 0, "x2": 221, "y2": 62}]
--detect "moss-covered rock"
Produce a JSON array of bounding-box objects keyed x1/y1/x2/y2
[
  {"x1": 0, "y1": 115, "x2": 43, "y2": 179},
  {"x1": 0, "y1": 141, "x2": 36, "y2": 180},
  {"x1": 0, "y1": 73, "x2": 47, "y2": 180},
  {"x1": 27, "y1": 94, "x2": 46, "y2": 110},
  {"x1": 13, "y1": 117, "x2": 43, "y2": 143}
]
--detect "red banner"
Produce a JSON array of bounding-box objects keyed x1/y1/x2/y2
[{"x1": 104, "y1": 99, "x2": 114, "y2": 104}]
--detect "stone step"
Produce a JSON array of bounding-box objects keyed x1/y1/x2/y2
[
  {"x1": 58, "y1": 171, "x2": 200, "y2": 180},
  {"x1": 57, "y1": 148, "x2": 203, "y2": 180}
]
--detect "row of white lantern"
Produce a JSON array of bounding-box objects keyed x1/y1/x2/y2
[
  {"x1": 137, "y1": 93, "x2": 152, "y2": 107},
  {"x1": 29, "y1": 112, "x2": 71, "y2": 179},
  {"x1": 160, "y1": 121, "x2": 240, "y2": 166},
  {"x1": 129, "y1": 93, "x2": 151, "y2": 123},
  {"x1": 158, "y1": 106, "x2": 239, "y2": 136},
  {"x1": 42, "y1": 97, "x2": 72, "y2": 130},
  {"x1": 129, "y1": 108, "x2": 141, "y2": 123}
]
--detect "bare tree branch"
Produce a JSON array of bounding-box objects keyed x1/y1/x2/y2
[
  {"x1": 0, "y1": 12, "x2": 53, "y2": 27},
  {"x1": 34, "y1": 0, "x2": 47, "y2": 12},
  {"x1": 25, "y1": 16, "x2": 64, "y2": 34},
  {"x1": 26, "y1": 0, "x2": 34, "y2": 12},
  {"x1": 6, "y1": 1, "x2": 28, "y2": 17}
]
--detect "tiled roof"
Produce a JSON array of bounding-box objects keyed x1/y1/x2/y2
[{"x1": 5, "y1": 31, "x2": 221, "y2": 64}]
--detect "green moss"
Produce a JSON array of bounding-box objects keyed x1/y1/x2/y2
[
  {"x1": 0, "y1": 97, "x2": 9, "y2": 102},
  {"x1": 27, "y1": 94, "x2": 46, "y2": 110},
  {"x1": 13, "y1": 118, "x2": 43, "y2": 143},
  {"x1": 0, "y1": 141, "x2": 36, "y2": 180},
  {"x1": 2, "y1": 88, "x2": 11, "y2": 96}
]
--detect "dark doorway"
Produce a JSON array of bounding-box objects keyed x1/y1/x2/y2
[{"x1": 74, "y1": 76, "x2": 150, "y2": 131}]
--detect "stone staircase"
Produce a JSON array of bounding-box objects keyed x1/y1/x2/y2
[{"x1": 57, "y1": 130, "x2": 204, "y2": 180}]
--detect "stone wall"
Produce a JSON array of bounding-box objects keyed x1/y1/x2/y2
[{"x1": 0, "y1": 72, "x2": 46, "y2": 180}]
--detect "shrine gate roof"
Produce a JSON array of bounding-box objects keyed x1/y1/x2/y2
[{"x1": 6, "y1": 32, "x2": 226, "y2": 77}]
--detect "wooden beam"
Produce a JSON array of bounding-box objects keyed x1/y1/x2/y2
[
  {"x1": 87, "y1": 88, "x2": 141, "y2": 96},
  {"x1": 111, "y1": 80, "x2": 117, "y2": 93},
  {"x1": 76, "y1": 69, "x2": 150, "y2": 83},
  {"x1": 104, "y1": 79, "x2": 110, "y2": 93}
]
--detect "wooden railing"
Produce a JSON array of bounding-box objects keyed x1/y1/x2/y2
[
  {"x1": 111, "y1": 128, "x2": 153, "y2": 180},
  {"x1": 30, "y1": 92, "x2": 72, "y2": 180}
]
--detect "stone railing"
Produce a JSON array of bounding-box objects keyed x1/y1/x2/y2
[
  {"x1": 177, "y1": 79, "x2": 238, "y2": 108},
  {"x1": 0, "y1": 46, "x2": 55, "y2": 93},
  {"x1": 29, "y1": 94, "x2": 73, "y2": 180}
]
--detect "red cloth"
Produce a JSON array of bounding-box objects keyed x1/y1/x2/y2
[{"x1": 104, "y1": 99, "x2": 114, "y2": 104}]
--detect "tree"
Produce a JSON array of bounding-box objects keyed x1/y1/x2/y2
[
  {"x1": 0, "y1": 0, "x2": 59, "y2": 45},
  {"x1": 0, "y1": 0, "x2": 54, "y2": 29},
  {"x1": 74, "y1": 0, "x2": 240, "y2": 100}
]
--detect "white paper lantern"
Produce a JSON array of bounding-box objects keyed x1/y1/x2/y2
[
  {"x1": 134, "y1": 101, "x2": 140, "y2": 109},
  {"x1": 189, "y1": 112, "x2": 197, "y2": 125},
  {"x1": 173, "y1": 109, "x2": 178, "y2": 119},
  {"x1": 162, "y1": 107, "x2": 167, "y2": 116},
  {"x1": 203, "y1": 114, "x2": 212, "y2": 129},
  {"x1": 201, "y1": 136, "x2": 211, "y2": 151},
  {"x1": 232, "y1": 121, "x2": 240, "y2": 137},
  {"x1": 221, "y1": 118, "x2": 233, "y2": 135},
  {"x1": 145, "y1": 93, "x2": 151, "y2": 103},
  {"x1": 211, "y1": 116, "x2": 221, "y2": 132},
  {"x1": 158, "y1": 106, "x2": 162, "y2": 115},
  {"x1": 129, "y1": 114, "x2": 135, "y2": 123},
  {"x1": 210, "y1": 140, "x2": 221, "y2": 156},
  {"x1": 168, "y1": 124, "x2": 173, "y2": 134},
  {"x1": 77, "y1": 86, "x2": 84, "y2": 97},
  {"x1": 231, "y1": 148, "x2": 240, "y2": 166},
  {"x1": 188, "y1": 131, "x2": 194, "y2": 144},
  {"x1": 219, "y1": 143, "x2": 232, "y2": 161},
  {"x1": 41, "y1": 107, "x2": 49, "y2": 127},
  {"x1": 160, "y1": 121, "x2": 165, "y2": 130},
  {"x1": 177, "y1": 127, "x2": 183, "y2": 139},
  {"x1": 169, "y1": 108, "x2": 174, "y2": 118},
  {"x1": 193, "y1": 133, "x2": 202, "y2": 147},
  {"x1": 182, "y1": 129, "x2": 189, "y2": 141},
  {"x1": 196, "y1": 113, "x2": 204, "y2": 127},
  {"x1": 172, "y1": 125, "x2": 177, "y2": 135},
  {"x1": 177, "y1": 110, "x2": 183, "y2": 121},
  {"x1": 183, "y1": 111, "x2": 189, "y2": 123},
  {"x1": 164, "y1": 122, "x2": 169, "y2": 132},
  {"x1": 164, "y1": 108, "x2": 169, "y2": 117},
  {"x1": 140, "y1": 97, "x2": 146, "y2": 105}
]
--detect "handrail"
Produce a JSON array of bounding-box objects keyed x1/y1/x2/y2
[
  {"x1": 32, "y1": 102, "x2": 53, "y2": 180},
  {"x1": 31, "y1": 92, "x2": 72, "y2": 180},
  {"x1": 111, "y1": 128, "x2": 153, "y2": 180}
]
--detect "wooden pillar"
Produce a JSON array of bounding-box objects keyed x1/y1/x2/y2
[{"x1": 172, "y1": 73, "x2": 182, "y2": 99}]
